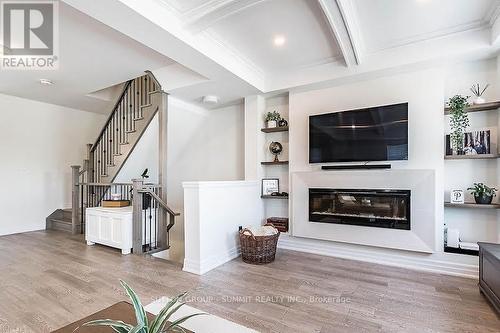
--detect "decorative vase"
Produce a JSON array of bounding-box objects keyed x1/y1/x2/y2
[
  {"x1": 473, "y1": 97, "x2": 485, "y2": 105},
  {"x1": 474, "y1": 194, "x2": 493, "y2": 205},
  {"x1": 278, "y1": 118, "x2": 288, "y2": 127},
  {"x1": 267, "y1": 120, "x2": 277, "y2": 128}
]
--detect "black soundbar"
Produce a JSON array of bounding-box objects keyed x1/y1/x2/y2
[{"x1": 321, "y1": 164, "x2": 391, "y2": 170}]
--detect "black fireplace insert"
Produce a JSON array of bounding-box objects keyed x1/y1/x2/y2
[{"x1": 309, "y1": 188, "x2": 411, "y2": 230}]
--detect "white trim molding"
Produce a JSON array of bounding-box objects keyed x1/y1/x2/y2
[
  {"x1": 278, "y1": 235, "x2": 479, "y2": 279},
  {"x1": 183, "y1": 246, "x2": 241, "y2": 275},
  {"x1": 318, "y1": 0, "x2": 360, "y2": 66},
  {"x1": 183, "y1": 0, "x2": 265, "y2": 33}
]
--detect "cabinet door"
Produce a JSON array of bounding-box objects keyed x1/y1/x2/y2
[
  {"x1": 86, "y1": 214, "x2": 99, "y2": 240},
  {"x1": 99, "y1": 216, "x2": 123, "y2": 246},
  {"x1": 483, "y1": 254, "x2": 500, "y2": 297}
]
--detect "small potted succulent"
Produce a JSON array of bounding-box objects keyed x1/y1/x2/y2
[
  {"x1": 265, "y1": 111, "x2": 281, "y2": 128},
  {"x1": 470, "y1": 83, "x2": 489, "y2": 105},
  {"x1": 467, "y1": 183, "x2": 497, "y2": 205}
]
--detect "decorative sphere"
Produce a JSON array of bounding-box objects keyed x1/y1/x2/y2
[{"x1": 269, "y1": 142, "x2": 283, "y2": 155}]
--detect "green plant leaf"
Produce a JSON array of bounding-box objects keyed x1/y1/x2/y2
[
  {"x1": 150, "y1": 293, "x2": 187, "y2": 333},
  {"x1": 120, "y1": 280, "x2": 148, "y2": 327},
  {"x1": 157, "y1": 302, "x2": 187, "y2": 331},
  {"x1": 129, "y1": 323, "x2": 145, "y2": 333},
  {"x1": 165, "y1": 313, "x2": 207, "y2": 331},
  {"x1": 82, "y1": 319, "x2": 133, "y2": 330},
  {"x1": 111, "y1": 327, "x2": 130, "y2": 333}
]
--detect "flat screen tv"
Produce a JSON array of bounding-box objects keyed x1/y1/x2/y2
[{"x1": 309, "y1": 103, "x2": 408, "y2": 163}]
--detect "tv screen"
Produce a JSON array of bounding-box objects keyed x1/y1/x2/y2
[{"x1": 309, "y1": 103, "x2": 408, "y2": 163}]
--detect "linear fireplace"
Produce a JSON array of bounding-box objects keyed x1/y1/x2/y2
[{"x1": 309, "y1": 189, "x2": 411, "y2": 230}]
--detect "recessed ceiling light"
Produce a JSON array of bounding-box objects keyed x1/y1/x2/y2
[
  {"x1": 202, "y1": 95, "x2": 219, "y2": 105},
  {"x1": 39, "y1": 79, "x2": 54, "y2": 85},
  {"x1": 273, "y1": 35, "x2": 286, "y2": 47}
]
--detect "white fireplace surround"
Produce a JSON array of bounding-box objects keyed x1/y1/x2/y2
[{"x1": 291, "y1": 169, "x2": 437, "y2": 253}]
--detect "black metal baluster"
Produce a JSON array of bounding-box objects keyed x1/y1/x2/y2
[
  {"x1": 103, "y1": 129, "x2": 107, "y2": 174},
  {"x1": 144, "y1": 195, "x2": 147, "y2": 251},
  {"x1": 149, "y1": 197, "x2": 152, "y2": 251},
  {"x1": 80, "y1": 185, "x2": 84, "y2": 234},
  {"x1": 154, "y1": 188, "x2": 157, "y2": 249},
  {"x1": 139, "y1": 76, "x2": 143, "y2": 114},
  {"x1": 97, "y1": 143, "x2": 101, "y2": 183}
]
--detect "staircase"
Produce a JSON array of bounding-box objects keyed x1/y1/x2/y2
[
  {"x1": 90, "y1": 72, "x2": 161, "y2": 183},
  {"x1": 47, "y1": 71, "x2": 166, "y2": 233},
  {"x1": 46, "y1": 208, "x2": 73, "y2": 233}
]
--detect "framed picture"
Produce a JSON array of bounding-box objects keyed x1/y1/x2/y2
[
  {"x1": 262, "y1": 178, "x2": 279, "y2": 196},
  {"x1": 445, "y1": 127, "x2": 497, "y2": 156},
  {"x1": 450, "y1": 190, "x2": 465, "y2": 204}
]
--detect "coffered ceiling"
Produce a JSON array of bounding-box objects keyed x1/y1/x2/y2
[
  {"x1": 353, "y1": 0, "x2": 499, "y2": 54},
  {"x1": 49, "y1": 0, "x2": 500, "y2": 109}
]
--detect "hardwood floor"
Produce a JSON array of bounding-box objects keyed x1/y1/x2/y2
[{"x1": 0, "y1": 230, "x2": 498, "y2": 333}]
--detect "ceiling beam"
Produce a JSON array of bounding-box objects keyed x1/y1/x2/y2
[
  {"x1": 489, "y1": 4, "x2": 500, "y2": 45},
  {"x1": 318, "y1": 0, "x2": 362, "y2": 66},
  {"x1": 183, "y1": 0, "x2": 265, "y2": 33}
]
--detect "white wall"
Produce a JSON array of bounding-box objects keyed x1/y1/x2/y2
[
  {"x1": 168, "y1": 99, "x2": 245, "y2": 262},
  {"x1": 183, "y1": 181, "x2": 263, "y2": 275},
  {"x1": 289, "y1": 67, "x2": 445, "y2": 247},
  {"x1": 114, "y1": 113, "x2": 159, "y2": 183},
  {"x1": 275, "y1": 68, "x2": 490, "y2": 275},
  {"x1": 0, "y1": 93, "x2": 105, "y2": 236},
  {"x1": 116, "y1": 97, "x2": 245, "y2": 262}
]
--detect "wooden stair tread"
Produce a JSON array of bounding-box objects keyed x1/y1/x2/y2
[{"x1": 50, "y1": 217, "x2": 72, "y2": 224}]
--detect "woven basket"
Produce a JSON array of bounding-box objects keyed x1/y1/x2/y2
[{"x1": 239, "y1": 224, "x2": 280, "y2": 264}]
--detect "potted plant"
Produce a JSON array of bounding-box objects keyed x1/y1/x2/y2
[
  {"x1": 265, "y1": 111, "x2": 281, "y2": 128},
  {"x1": 448, "y1": 95, "x2": 470, "y2": 155},
  {"x1": 467, "y1": 183, "x2": 497, "y2": 204},
  {"x1": 80, "y1": 280, "x2": 205, "y2": 332},
  {"x1": 470, "y1": 83, "x2": 489, "y2": 105}
]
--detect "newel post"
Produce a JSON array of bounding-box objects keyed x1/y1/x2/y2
[
  {"x1": 87, "y1": 144, "x2": 94, "y2": 183},
  {"x1": 132, "y1": 178, "x2": 144, "y2": 254},
  {"x1": 71, "y1": 165, "x2": 81, "y2": 235}
]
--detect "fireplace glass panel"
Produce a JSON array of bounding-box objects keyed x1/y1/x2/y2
[{"x1": 309, "y1": 189, "x2": 410, "y2": 230}]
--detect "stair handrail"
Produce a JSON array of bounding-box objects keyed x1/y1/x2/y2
[
  {"x1": 138, "y1": 188, "x2": 180, "y2": 220},
  {"x1": 145, "y1": 70, "x2": 161, "y2": 91},
  {"x1": 89, "y1": 71, "x2": 161, "y2": 153},
  {"x1": 90, "y1": 79, "x2": 133, "y2": 152}
]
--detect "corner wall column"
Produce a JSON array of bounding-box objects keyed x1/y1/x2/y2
[
  {"x1": 157, "y1": 91, "x2": 169, "y2": 249},
  {"x1": 244, "y1": 95, "x2": 266, "y2": 180}
]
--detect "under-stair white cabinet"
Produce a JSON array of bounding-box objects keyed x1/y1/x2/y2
[
  {"x1": 86, "y1": 207, "x2": 158, "y2": 254},
  {"x1": 86, "y1": 207, "x2": 133, "y2": 254}
]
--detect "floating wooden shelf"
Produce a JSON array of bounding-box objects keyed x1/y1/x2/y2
[
  {"x1": 444, "y1": 154, "x2": 499, "y2": 160},
  {"x1": 444, "y1": 202, "x2": 500, "y2": 209},
  {"x1": 261, "y1": 195, "x2": 289, "y2": 200},
  {"x1": 444, "y1": 101, "x2": 500, "y2": 115},
  {"x1": 444, "y1": 246, "x2": 479, "y2": 256},
  {"x1": 261, "y1": 161, "x2": 289, "y2": 165},
  {"x1": 261, "y1": 126, "x2": 289, "y2": 133}
]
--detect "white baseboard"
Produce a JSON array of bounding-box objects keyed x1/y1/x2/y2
[
  {"x1": 182, "y1": 236, "x2": 478, "y2": 279},
  {"x1": 278, "y1": 235, "x2": 479, "y2": 279},
  {"x1": 183, "y1": 246, "x2": 241, "y2": 275}
]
